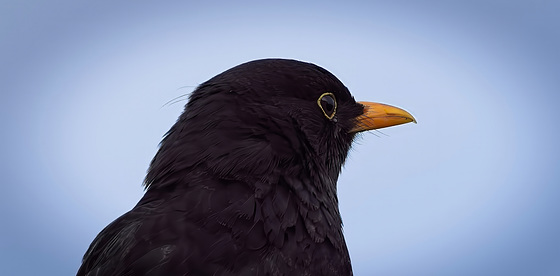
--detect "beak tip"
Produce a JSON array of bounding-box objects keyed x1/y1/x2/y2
[{"x1": 404, "y1": 110, "x2": 416, "y2": 124}]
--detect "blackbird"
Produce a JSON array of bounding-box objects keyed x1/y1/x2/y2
[{"x1": 77, "y1": 59, "x2": 415, "y2": 276}]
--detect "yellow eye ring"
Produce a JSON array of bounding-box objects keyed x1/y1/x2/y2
[{"x1": 317, "y1": 92, "x2": 337, "y2": 119}]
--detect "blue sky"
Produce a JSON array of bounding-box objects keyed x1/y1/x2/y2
[{"x1": 1, "y1": 1, "x2": 559, "y2": 275}]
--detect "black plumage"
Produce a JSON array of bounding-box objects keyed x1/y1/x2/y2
[{"x1": 77, "y1": 59, "x2": 415, "y2": 276}]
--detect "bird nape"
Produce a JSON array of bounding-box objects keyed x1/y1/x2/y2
[{"x1": 77, "y1": 59, "x2": 416, "y2": 276}]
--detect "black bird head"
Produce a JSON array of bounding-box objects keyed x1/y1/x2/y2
[
  {"x1": 145, "y1": 59, "x2": 415, "y2": 191},
  {"x1": 78, "y1": 59, "x2": 416, "y2": 276}
]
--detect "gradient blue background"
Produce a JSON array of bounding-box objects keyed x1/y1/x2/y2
[{"x1": 2, "y1": 1, "x2": 559, "y2": 275}]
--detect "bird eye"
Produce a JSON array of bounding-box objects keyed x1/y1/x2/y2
[{"x1": 317, "y1": 93, "x2": 337, "y2": 119}]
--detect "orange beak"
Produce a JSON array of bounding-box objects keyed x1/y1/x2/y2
[{"x1": 350, "y1": 102, "x2": 416, "y2": 133}]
